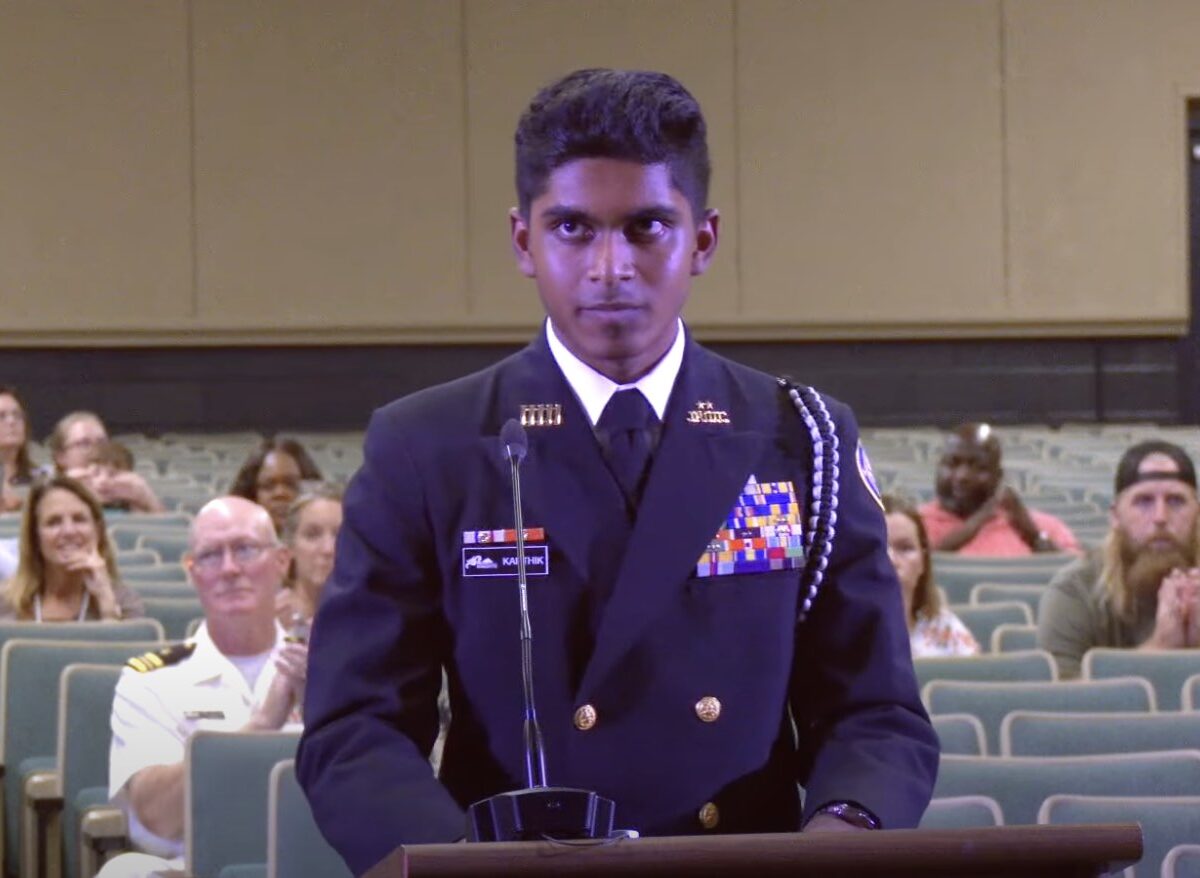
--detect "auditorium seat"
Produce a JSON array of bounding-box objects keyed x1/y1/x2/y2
[
  {"x1": 914, "y1": 649, "x2": 1055, "y2": 693},
  {"x1": 1038, "y1": 795, "x2": 1200, "y2": 878},
  {"x1": 1001, "y1": 711, "x2": 1200, "y2": 757},
  {"x1": 1082, "y1": 649, "x2": 1200, "y2": 712},
  {"x1": 268, "y1": 760, "x2": 352, "y2": 878},
  {"x1": 918, "y1": 795, "x2": 1002, "y2": 830},
  {"x1": 934, "y1": 751, "x2": 1200, "y2": 826},
  {"x1": 924, "y1": 676, "x2": 1153, "y2": 754},
  {"x1": 991, "y1": 623, "x2": 1039, "y2": 653},
  {"x1": 950, "y1": 602, "x2": 1033, "y2": 651},
  {"x1": 970, "y1": 583, "x2": 1046, "y2": 620},
  {"x1": 931, "y1": 714, "x2": 986, "y2": 756},
  {"x1": 1163, "y1": 844, "x2": 1200, "y2": 878}
]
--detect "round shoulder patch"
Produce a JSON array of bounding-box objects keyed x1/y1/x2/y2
[{"x1": 856, "y1": 440, "x2": 885, "y2": 512}]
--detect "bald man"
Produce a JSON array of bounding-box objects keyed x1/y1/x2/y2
[
  {"x1": 101, "y1": 497, "x2": 306, "y2": 875},
  {"x1": 918, "y1": 423, "x2": 1079, "y2": 556}
]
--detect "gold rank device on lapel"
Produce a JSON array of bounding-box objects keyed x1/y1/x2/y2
[
  {"x1": 686, "y1": 400, "x2": 730, "y2": 425},
  {"x1": 519, "y1": 404, "x2": 562, "y2": 427}
]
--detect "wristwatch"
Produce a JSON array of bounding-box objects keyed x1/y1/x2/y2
[{"x1": 812, "y1": 801, "x2": 881, "y2": 830}]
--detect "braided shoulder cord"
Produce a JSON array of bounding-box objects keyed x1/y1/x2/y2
[{"x1": 776, "y1": 376, "x2": 839, "y2": 623}]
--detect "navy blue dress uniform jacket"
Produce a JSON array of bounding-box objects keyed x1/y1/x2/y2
[{"x1": 297, "y1": 332, "x2": 939, "y2": 875}]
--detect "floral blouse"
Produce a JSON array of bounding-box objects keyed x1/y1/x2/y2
[{"x1": 910, "y1": 608, "x2": 980, "y2": 658}]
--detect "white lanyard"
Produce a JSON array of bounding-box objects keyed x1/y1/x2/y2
[{"x1": 33, "y1": 591, "x2": 90, "y2": 623}]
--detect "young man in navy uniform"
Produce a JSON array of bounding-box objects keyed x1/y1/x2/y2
[{"x1": 298, "y1": 68, "x2": 939, "y2": 876}]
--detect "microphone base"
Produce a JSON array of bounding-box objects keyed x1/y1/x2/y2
[{"x1": 466, "y1": 787, "x2": 616, "y2": 842}]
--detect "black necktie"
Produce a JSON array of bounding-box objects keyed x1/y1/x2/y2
[{"x1": 597, "y1": 389, "x2": 658, "y2": 509}]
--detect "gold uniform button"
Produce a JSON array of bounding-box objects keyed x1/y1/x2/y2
[
  {"x1": 573, "y1": 703, "x2": 598, "y2": 731},
  {"x1": 695, "y1": 696, "x2": 721, "y2": 723},
  {"x1": 698, "y1": 802, "x2": 720, "y2": 830}
]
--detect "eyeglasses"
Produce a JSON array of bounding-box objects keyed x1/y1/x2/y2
[
  {"x1": 63, "y1": 435, "x2": 103, "y2": 451},
  {"x1": 189, "y1": 541, "x2": 274, "y2": 573}
]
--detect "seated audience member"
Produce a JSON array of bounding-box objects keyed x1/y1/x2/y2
[
  {"x1": 100, "y1": 496, "x2": 306, "y2": 877},
  {"x1": 0, "y1": 386, "x2": 46, "y2": 512},
  {"x1": 82, "y1": 440, "x2": 157, "y2": 513},
  {"x1": 229, "y1": 438, "x2": 323, "y2": 532},
  {"x1": 277, "y1": 484, "x2": 342, "y2": 636},
  {"x1": 1039, "y1": 440, "x2": 1200, "y2": 678},
  {"x1": 0, "y1": 475, "x2": 143, "y2": 621},
  {"x1": 919, "y1": 422, "x2": 1079, "y2": 556},
  {"x1": 48, "y1": 411, "x2": 163, "y2": 512},
  {"x1": 884, "y1": 494, "x2": 980, "y2": 657}
]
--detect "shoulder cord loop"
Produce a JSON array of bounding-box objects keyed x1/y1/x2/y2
[{"x1": 776, "y1": 376, "x2": 839, "y2": 623}]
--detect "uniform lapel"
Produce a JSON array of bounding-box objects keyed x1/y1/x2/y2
[
  {"x1": 580, "y1": 341, "x2": 769, "y2": 694},
  {"x1": 492, "y1": 335, "x2": 628, "y2": 585}
]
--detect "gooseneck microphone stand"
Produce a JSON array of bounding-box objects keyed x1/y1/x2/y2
[{"x1": 465, "y1": 419, "x2": 616, "y2": 842}]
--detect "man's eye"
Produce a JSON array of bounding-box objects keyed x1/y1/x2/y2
[
  {"x1": 628, "y1": 218, "x2": 666, "y2": 239},
  {"x1": 553, "y1": 221, "x2": 589, "y2": 241}
]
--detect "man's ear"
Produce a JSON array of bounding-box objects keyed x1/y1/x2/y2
[
  {"x1": 510, "y1": 208, "x2": 536, "y2": 278},
  {"x1": 690, "y1": 209, "x2": 720, "y2": 276}
]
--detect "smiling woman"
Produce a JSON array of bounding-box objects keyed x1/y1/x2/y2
[{"x1": 0, "y1": 475, "x2": 144, "y2": 621}]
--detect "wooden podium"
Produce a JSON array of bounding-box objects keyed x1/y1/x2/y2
[{"x1": 364, "y1": 824, "x2": 1142, "y2": 877}]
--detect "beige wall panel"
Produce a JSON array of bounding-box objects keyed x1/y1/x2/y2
[
  {"x1": 1005, "y1": 0, "x2": 1187, "y2": 324},
  {"x1": 463, "y1": 0, "x2": 739, "y2": 331},
  {"x1": 0, "y1": 1, "x2": 192, "y2": 329},
  {"x1": 737, "y1": 0, "x2": 1006, "y2": 330},
  {"x1": 192, "y1": 0, "x2": 466, "y2": 328}
]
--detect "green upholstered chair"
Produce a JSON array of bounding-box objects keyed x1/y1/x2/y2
[
  {"x1": 931, "y1": 713, "x2": 986, "y2": 756},
  {"x1": 934, "y1": 751, "x2": 1200, "y2": 826},
  {"x1": 1039, "y1": 795, "x2": 1200, "y2": 878},
  {"x1": 1163, "y1": 844, "x2": 1200, "y2": 878},
  {"x1": 991, "y1": 623, "x2": 1039, "y2": 653},
  {"x1": 185, "y1": 730, "x2": 300, "y2": 878},
  {"x1": 914, "y1": 649, "x2": 1055, "y2": 693},
  {"x1": 267, "y1": 760, "x2": 352, "y2": 878},
  {"x1": 950, "y1": 602, "x2": 1033, "y2": 652},
  {"x1": 1082, "y1": 648, "x2": 1200, "y2": 712},
  {"x1": 918, "y1": 795, "x2": 1002, "y2": 829},
  {"x1": 1001, "y1": 710, "x2": 1200, "y2": 758},
  {"x1": 924, "y1": 676, "x2": 1154, "y2": 754},
  {"x1": 138, "y1": 596, "x2": 204, "y2": 641}
]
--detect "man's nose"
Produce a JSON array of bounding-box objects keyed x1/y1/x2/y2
[{"x1": 587, "y1": 232, "x2": 634, "y2": 284}]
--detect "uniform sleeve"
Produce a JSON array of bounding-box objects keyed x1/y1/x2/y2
[
  {"x1": 789, "y1": 400, "x2": 940, "y2": 830},
  {"x1": 108, "y1": 667, "x2": 187, "y2": 858},
  {"x1": 1037, "y1": 564, "x2": 1097, "y2": 679},
  {"x1": 297, "y1": 409, "x2": 462, "y2": 876}
]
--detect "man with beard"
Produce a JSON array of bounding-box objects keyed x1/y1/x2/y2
[
  {"x1": 919, "y1": 423, "x2": 1079, "y2": 555},
  {"x1": 1038, "y1": 440, "x2": 1200, "y2": 678}
]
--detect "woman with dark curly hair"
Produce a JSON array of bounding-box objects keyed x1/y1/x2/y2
[
  {"x1": 229, "y1": 438, "x2": 323, "y2": 531},
  {"x1": 882, "y1": 493, "x2": 979, "y2": 657}
]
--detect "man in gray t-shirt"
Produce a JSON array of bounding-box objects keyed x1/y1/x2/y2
[{"x1": 1039, "y1": 440, "x2": 1200, "y2": 678}]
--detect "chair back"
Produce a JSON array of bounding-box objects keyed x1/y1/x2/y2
[
  {"x1": 931, "y1": 714, "x2": 986, "y2": 756},
  {"x1": 914, "y1": 649, "x2": 1055, "y2": 692},
  {"x1": 1163, "y1": 844, "x2": 1200, "y2": 878},
  {"x1": 1184, "y1": 673, "x2": 1200, "y2": 712},
  {"x1": 934, "y1": 750, "x2": 1200, "y2": 826},
  {"x1": 136, "y1": 531, "x2": 191, "y2": 564},
  {"x1": 992, "y1": 623, "x2": 1039, "y2": 653},
  {"x1": 1038, "y1": 795, "x2": 1200, "y2": 878},
  {"x1": 970, "y1": 583, "x2": 1046, "y2": 618},
  {"x1": 140, "y1": 596, "x2": 205, "y2": 641},
  {"x1": 950, "y1": 602, "x2": 1033, "y2": 651},
  {"x1": 924, "y1": 676, "x2": 1154, "y2": 754},
  {"x1": 58, "y1": 664, "x2": 123, "y2": 878},
  {"x1": 0, "y1": 639, "x2": 162, "y2": 877},
  {"x1": 1002, "y1": 710, "x2": 1200, "y2": 757},
  {"x1": 185, "y1": 730, "x2": 300, "y2": 878},
  {"x1": 120, "y1": 564, "x2": 189, "y2": 583},
  {"x1": 1082, "y1": 648, "x2": 1200, "y2": 711},
  {"x1": 268, "y1": 760, "x2": 352, "y2": 878},
  {"x1": 919, "y1": 795, "x2": 1002, "y2": 829}
]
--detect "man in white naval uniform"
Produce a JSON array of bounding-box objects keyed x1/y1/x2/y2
[{"x1": 99, "y1": 496, "x2": 307, "y2": 877}]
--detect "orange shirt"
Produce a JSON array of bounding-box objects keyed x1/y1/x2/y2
[{"x1": 918, "y1": 501, "x2": 1080, "y2": 556}]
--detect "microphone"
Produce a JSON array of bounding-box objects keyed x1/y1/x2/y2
[{"x1": 465, "y1": 419, "x2": 616, "y2": 842}]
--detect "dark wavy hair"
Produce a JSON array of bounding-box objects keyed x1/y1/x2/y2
[
  {"x1": 514, "y1": 68, "x2": 711, "y2": 222},
  {"x1": 0, "y1": 386, "x2": 34, "y2": 481},
  {"x1": 881, "y1": 493, "x2": 941, "y2": 621},
  {"x1": 229, "y1": 438, "x2": 323, "y2": 500}
]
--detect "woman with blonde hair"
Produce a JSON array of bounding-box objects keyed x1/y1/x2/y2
[
  {"x1": 0, "y1": 475, "x2": 144, "y2": 621},
  {"x1": 276, "y1": 483, "x2": 343, "y2": 637},
  {"x1": 882, "y1": 493, "x2": 979, "y2": 657}
]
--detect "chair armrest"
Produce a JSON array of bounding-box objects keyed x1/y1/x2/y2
[
  {"x1": 22, "y1": 770, "x2": 62, "y2": 878},
  {"x1": 79, "y1": 806, "x2": 129, "y2": 878}
]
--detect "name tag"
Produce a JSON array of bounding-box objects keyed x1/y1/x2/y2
[
  {"x1": 462, "y1": 546, "x2": 549, "y2": 577},
  {"x1": 184, "y1": 710, "x2": 226, "y2": 720}
]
